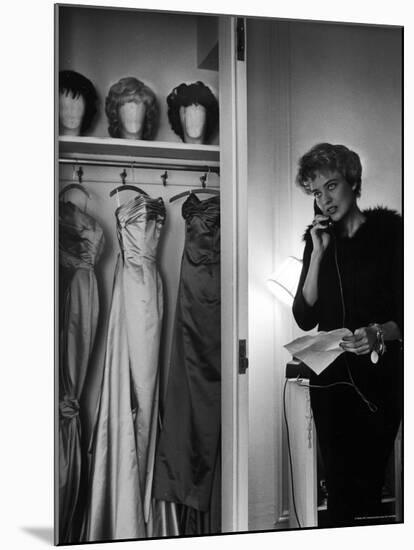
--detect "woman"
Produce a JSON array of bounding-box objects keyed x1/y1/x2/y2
[{"x1": 292, "y1": 143, "x2": 402, "y2": 527}]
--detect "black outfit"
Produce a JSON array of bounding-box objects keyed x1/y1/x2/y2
[
  {"x1": 153, "y1": 194, "x2": 221, "y2": 534},
  {"x1": 293, "y1": 207, "x2": 402, "y2": 527}
]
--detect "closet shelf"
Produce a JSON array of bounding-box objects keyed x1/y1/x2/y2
[{"x1": 59, "y1": 136, "x2": 220, "y2": 170}]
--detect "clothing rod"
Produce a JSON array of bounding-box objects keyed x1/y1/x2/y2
[
  {"x1": 58, "y1": 158, "x2": 220, "y2": 174},
  {"x1": 59, "y1": 177, "x2": 220, "y2": 188}
]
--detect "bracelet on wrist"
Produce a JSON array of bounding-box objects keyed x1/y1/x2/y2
[{"x1": 369, "y1": 323, "x2": 386, "y2": 364}]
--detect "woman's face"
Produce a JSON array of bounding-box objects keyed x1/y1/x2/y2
[{"x1": 309, "y1": 170, "x2": 357, "y2": 223}]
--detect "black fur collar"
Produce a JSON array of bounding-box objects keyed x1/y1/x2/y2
[{"x1": 303, "y1": 206, "x2": 402, "y2": 243}]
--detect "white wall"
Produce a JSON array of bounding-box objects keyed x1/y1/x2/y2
[
  {"x1": 247, "y1": 18, "x2": 402, "y2": 530},
  {"x1": 247, "y1": 19, "x2": 282, "y2": 530},
  {"x1": 289, "y1": 21, "x2": 402, "y2": 260}
]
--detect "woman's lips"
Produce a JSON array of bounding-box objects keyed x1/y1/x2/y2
[{"x1": 327, "y1": 207, "x2": 337, "y2": 215}]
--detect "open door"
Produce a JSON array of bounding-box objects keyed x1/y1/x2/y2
[{"x1": 219, "y1": 16, "x2": 249, "y2": 533}]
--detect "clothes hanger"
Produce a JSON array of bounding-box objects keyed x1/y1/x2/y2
[
  {"x1": 109, "y1": 168, "x2": 149, "y2": 198},
  {"x1": 59, "y1": 166, "x2": 91, "y2": 200},
  {"x1": 169, "y1": 170, "x2": 220, "y2": 203}
]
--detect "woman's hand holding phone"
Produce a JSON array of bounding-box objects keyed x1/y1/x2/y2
[{"x1": 310, "y1": 214, "x2": 331, "y2": 255}]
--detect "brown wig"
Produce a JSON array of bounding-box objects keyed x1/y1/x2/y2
[{"x1": 105, "y1": 77, "x2": 159, "y2": 140}]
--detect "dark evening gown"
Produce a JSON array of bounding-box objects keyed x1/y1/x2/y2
[
  {"x1": 83, "y1": 194, "x2": 166, "y2": 542},
  {"x1": 153, "y1": 193, "x2": 221, "y2": 534},
  {"x1": 59, "y1": 201, "x2": 105, "y2": 544}
]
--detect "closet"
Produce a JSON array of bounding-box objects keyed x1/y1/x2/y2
[{"x1": 56, "y1": 4, "x2": 248, "y2": 544}]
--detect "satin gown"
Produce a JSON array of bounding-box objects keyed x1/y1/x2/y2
[
  {"x1": 153, "y1": 194, "x2": 221, "y2": 534},
  {"x1": 59, "y1": 201, "x2": 105, "y2": 544},
  {"x1": 83, "y1": 194, "x2": 166, "y2": 542}
]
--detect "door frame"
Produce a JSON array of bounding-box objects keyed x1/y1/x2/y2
[{"x1": 219, "y1": 15, "x2": 249, "y2": 533}]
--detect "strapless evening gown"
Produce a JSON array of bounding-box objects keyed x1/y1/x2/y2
[
  {"x1": 59, "y1": 201, "x2": 105, "y2": 543},
  {"x1": 83, "y1": 194, "x2": 166, "y2": 542},
  {"x1": 153, "y1": 194, "x2": 221, "y2": 534}
]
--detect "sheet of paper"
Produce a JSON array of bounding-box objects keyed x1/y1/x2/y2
[{"x1": 284, "y1": 328, "x2": 353, "y2": 375}]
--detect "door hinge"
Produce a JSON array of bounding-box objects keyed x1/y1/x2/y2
[
  {"x1": 236, "y1": 18, "x2": 245, "y2": 61},
  {"x1": 239, "y1": 339, "x2": 249, "y2": 374}
]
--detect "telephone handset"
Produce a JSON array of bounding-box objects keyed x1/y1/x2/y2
[{"x1": 313, "y1": 199, "x2": 333, "y2": 228}]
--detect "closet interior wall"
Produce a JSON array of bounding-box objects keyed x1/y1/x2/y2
[{"x1": 58, "y1": 6, "x2": 220, "y2": 438}]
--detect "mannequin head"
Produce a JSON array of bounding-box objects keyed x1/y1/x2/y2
[
  {"x1": 167, "y1": 81, "x2": 219, "y2": 144},
  {"x1": 59, "y1": 70, "x2": 98, "y2": 136},
  {"x1": 178, "y1": 104, "x2": 207, "y2": 144},
  {"x1": 105, "y1": 77, "x2": 159, "y2": 140}
]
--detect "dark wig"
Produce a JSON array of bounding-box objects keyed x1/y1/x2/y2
[
  {"x1": 105, "y1": 77, "x2": 159, "y2": 140},
  {"x1": 167, "y1": 81, "x2": 219, "y2": 143},
  {"x1": 59, "y1": 70, "x2": 98, "y2": 134},
  {"x1": 296, "y1": 143, "x2": 362, "y2": 197}
]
